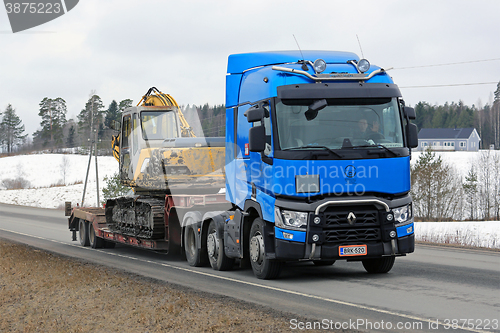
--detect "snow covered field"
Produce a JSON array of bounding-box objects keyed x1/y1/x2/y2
[
  {"x1": 0, "y1": 153, "x2": 116, "y2": 209},
  {"x1": 0, "y1": 152, "x2": 498, "y2": 249}
]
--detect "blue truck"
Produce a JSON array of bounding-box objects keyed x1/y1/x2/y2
[{"x1": 68, "y1": 51, "x2": 418, "y2": 280}]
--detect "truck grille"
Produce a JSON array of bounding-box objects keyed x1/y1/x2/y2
[
  {"x1": 321, "y1": 205, "x2": 381, "y2": 244},
  {"x1": 324, "y1": 208, "x2": 378, "y2": 227},
  {"x1": 325, "y1": 228, "x2": 381, "y2": 243}
]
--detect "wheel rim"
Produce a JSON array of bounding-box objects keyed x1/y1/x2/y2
[
  {"x1": 207, "y1": 231, "x2": 218, "y2": 259},
  {"x1": 250, "y1": 232, "x2": 264, "y2": 265}
]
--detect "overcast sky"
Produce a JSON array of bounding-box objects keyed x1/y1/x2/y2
[{"x1": 0, "y1": 0, "x2": 499, "y2": 137}]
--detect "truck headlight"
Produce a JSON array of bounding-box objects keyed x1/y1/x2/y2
[
  {"x1": 275, "y1": 208, "x2": 308, "y2": 230},
  {"x1": 393, "y1": 204, "x2": 412, "y2": 224}
]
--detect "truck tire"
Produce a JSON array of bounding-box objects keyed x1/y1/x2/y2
[
  {"x1": 362, "y1": 256, "x2": 395, "y2": 274},
  {"x1": 249, "y1": 218, "x2": 281, "y2": 280},
  {"x1": 89, "y1": 223, "x2": 104, "y2": 249},
  {"x1": 207, "y1": 220, "x2": 234, "y2": 271},
  {"x1": 184, "y1": 224, "x2": 208, "y2": 267},
  {"x1": 78, "y1": 219, "x2": 90, "y2": 247}
]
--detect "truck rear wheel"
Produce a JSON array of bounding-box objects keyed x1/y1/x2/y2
[
  {"x1": 249, "y1": 218, "x2": 281, "y2": 280},
  {"x1": 78, "y1": 219, "x2": 90, "y2": 247},
  {"x1": 362, "y1": 256, "x2": 395, "y2": 273},
  {"x1": 207, "y1": 220, "x2": 234, "y2": 271},
  {"x1": 185, "y1": 224, "x2": 208, "y2": 267},
  {"x1": 89, "y1": 223, "x2": 104, "y2": 249}
]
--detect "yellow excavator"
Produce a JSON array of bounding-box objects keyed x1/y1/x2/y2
[
  {"x1": 106, "y1": 87, "x2": 226, "y2": 239},
  {"x1": 111, "y1": 87, "x2": 225, "y2": 194}
]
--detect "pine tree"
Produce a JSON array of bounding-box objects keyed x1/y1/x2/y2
[
  {"x1": 462, "y1": 166, "x2": 478, "y2": 220},
  {"x1": 1, "y1": 104, "x2": 27, "y2": 153},
  {"x1": 77, "y1": 94, "x2": 105, "y2": 144},
  {"x1": 118, "y1": 99, "x2": 133, "y2": 111},
  {"x1": 37, "y1": 97, "x2": 67, "y2": 148},
  {"x1": 104, "y1": 100, "x2": 120, "y2": 128},
  {"x1": 67, "y1": 124, "x2": 76, "y2": 148}
]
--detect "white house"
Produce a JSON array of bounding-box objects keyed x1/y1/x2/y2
[{"x1": 417, "y1": 128, "x2": 481, "y2": 151}]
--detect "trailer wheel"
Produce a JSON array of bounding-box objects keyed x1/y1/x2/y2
[
  {"x1": 249, "y1": 218, "x2": 281, "y2": 280},
  {"x1": 207, "y1": 220, "x2": 234, "y2": 271},
  {"x1": 184, "y1": 224, "x2": 208, "y2": 267},
  {"x1": 362, "y1": 256, "x2": 395, "y2": 274},
  {"x1": 78, "y1": 219, "x2": 90, "y2": 247},
  {"x1": 89, "y1": 223, "x2": 104, "y2": 249}
]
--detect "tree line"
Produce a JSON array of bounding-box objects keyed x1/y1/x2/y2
[
  {"x1": 0, "y1": 82, "x2": 498, "y2": 153},
  {"x1": 414, "y1": 81, "x2": 500, "y2": 149},
  {"x1": 0, "y1": 96, "x2": 227, "y2": 155}
]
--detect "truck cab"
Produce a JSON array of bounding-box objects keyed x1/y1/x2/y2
[{"x1": 224, "y1": 51, "x2": 418, "y2": 278}]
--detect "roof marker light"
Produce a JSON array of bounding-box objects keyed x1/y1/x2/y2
[{"x1": 313, "y1": 59, "x2": 327, "y2": 73}]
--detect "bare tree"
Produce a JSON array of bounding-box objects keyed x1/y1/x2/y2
[{"x1": 411, "y1": 149, "x2": 462, "y2": 221}]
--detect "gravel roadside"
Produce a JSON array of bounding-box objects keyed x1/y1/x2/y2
[{"x1": 0, "y1": 239, "x2": 337, "y2": 333}]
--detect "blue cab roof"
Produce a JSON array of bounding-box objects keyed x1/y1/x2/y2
[{"x1": 227, "y1": 50, "x2": 360, "y2": 74}]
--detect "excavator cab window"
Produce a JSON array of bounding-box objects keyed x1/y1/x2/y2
[
  {"x1": 120, "y1": 116, "x2": 132, "y2": 181},
  {"x1": 141, "y1": 111, "x2": 180, "y2": 140}
]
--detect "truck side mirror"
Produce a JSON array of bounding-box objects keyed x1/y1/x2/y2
[
  {"x1": 249, "y1": 125, "x2": 266, "y2": 152},
  {"x1": 404, "y1": 106, "x2": 416, "y2": 120},
  {"x1": 245, "y1": 107, "x2": 265, "y2": 123},
  {"x1": 407, "y1": 123, "x2": 418, "y2": 148},
  {"x1": 110, "y1": 120, "x2": 121, "y2": 131}
]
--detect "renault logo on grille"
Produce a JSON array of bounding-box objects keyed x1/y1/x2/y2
[{"x1": 347, "y1": 212, "x2": 357, "y2": 225}]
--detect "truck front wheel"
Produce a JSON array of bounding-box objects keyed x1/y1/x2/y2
[
  {"x1": 249, "y1": 218, "x2": 281, "y2": 280},
  {"x1": 362, "y1": 256, "x2": 395, "y2": 273},
  {"x1": 207, "y1": 220, "x2": 234, "y2": 271},
  {"x1": 78, "y1": 219, "x2": 90, "y2": 247}
]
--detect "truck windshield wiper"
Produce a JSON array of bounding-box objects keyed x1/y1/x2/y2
[
  {"x1": 283, "y1": 145, "x2": 344, "y2": 158},
  {"x1": 346, "y1": 144, "x2": 399, "y2": 157}
]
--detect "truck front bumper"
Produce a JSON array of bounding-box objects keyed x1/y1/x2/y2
[{"x1": 274, "y1": 227, "x2": 415, "y2": 261}]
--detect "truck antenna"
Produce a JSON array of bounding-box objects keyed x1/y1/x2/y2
[
  {"x1": 293, "y1": 34, "x2": 308, "y2": 70},
  {"x1": 356, "y1": 34, "x2": 365, "y2": 59}
]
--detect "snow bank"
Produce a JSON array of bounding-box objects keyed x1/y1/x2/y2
[{"x1": 415, "y1": 221, "x2": 500, "y2": 249}]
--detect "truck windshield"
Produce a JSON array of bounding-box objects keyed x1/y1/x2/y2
[
  {"x1": 141, "y1": 110, "x2": 179, "y2": 140},
  {"x1": 275, "y1": 98, "x2": 404, "y2": 150}
]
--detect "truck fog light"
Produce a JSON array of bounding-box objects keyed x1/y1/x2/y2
[
  {"x1": 312, "y1": 234, "x2": 319, "y2": 242},
  {"x1": 313, "y1": 217, "x2": 321, "y2": 224},
  {"x1": 389, "y1": 231, "x2": 397, "y2": 238},
  {"x1": 386, "y1": 213, "x2": 394, "y2": 221},
  {"x1": 358, "y1": 59, "x2": 370, "y2": 73},
  {"x1": 283, "y1": 232, "x2": 293, "y2": 240}
]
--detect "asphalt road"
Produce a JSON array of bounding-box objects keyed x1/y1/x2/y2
[{"x1": 0, "y1": 203, "x2": 499, "y2": 333}]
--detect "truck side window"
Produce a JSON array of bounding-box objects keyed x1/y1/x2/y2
[{"x1": 262, "y1": 110, "x2": 272, "y2": 156}]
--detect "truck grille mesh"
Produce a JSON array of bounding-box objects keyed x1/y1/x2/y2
[{"x1": 322, "y1": 205, "x2": 381, "y2": 243}]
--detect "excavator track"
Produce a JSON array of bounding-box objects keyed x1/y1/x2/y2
[{"x1": 105, "y1": 196, "x2": 165, "y2": 239}]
